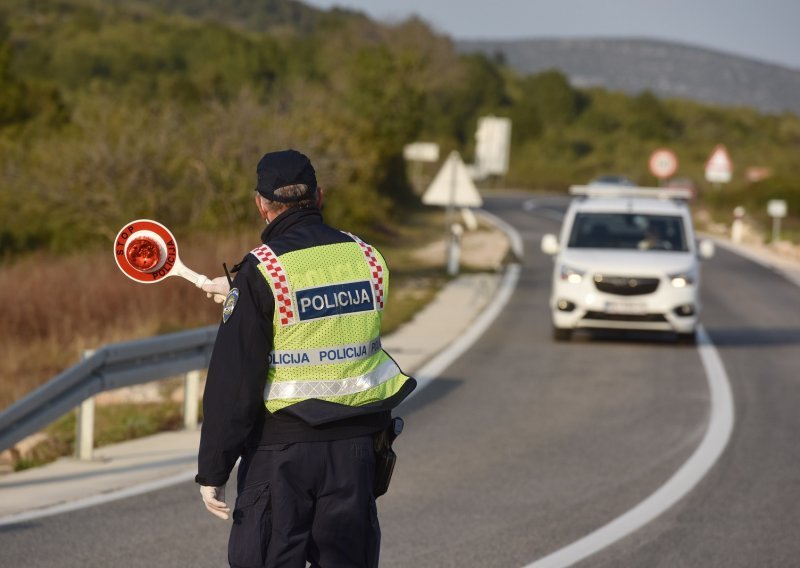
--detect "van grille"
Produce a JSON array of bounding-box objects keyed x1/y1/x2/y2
[
  {"x1": 593, "y1": 274, "x2": 659, "y2": 296},
  {"x1": 584, "y1": 311, "x2": 668, "y2": 322}
]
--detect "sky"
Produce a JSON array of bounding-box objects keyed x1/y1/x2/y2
[{"x1": 304, "y1": 0, "x2": 800, "y2": 70}]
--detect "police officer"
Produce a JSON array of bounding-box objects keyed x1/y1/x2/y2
[{"x1": 195, "y1": 149, "x2": 416, "y2": 568}]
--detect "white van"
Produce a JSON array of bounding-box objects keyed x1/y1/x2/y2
[{"x1": 541, "y1": 186, "x2": 715, "y2": 342}]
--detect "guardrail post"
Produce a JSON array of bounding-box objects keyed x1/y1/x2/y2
[
  {"x1": 75, "y1": 349, "x2": 96, "y2": 461},
  {"x1": 183, "y1": 370, "x2": 200, "y2": 430},
  {"x1": 75, "y1": 397, "x2": 95, "y2": 461}
]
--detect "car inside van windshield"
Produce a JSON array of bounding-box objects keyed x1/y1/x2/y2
[{"x1": 567, "y1": 213, "x2": 688, "y2": 251}]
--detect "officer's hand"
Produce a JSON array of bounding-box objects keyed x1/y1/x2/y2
[
  {"x1": 201, "y1": 276, "x2": 230, "y2": 304},
  {"x1": 200, "y1": 485, "x2": 231, "y2": 520}
]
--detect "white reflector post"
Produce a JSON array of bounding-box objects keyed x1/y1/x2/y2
[
  {"x1": 183, "y1": 370, "x2": 200, "y2": 431},
  {"x1": 75, "y1": 349, "x2": 96, "y2": 461}
]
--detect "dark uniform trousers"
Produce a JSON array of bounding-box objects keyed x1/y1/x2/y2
[{"x1": 229, "y1": 436, "x2": 380, "y2": 568}]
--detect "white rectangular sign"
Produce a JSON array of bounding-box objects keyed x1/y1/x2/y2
[
  {"x1": 767, "y1": 199, "x2": 787, "y2": 218},
  {"x1": 475, "y1": 116, "x2": 512, "y2": 177},
  {"x1": 403, "y1": 142, "x2": 440, "y2": 163}
]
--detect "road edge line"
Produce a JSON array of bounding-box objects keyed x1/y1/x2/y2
[
  {"x1": 405, "y1": 263, "x2": 522, "y2": 399},
  {"x1": 0, "y1": 469, "x2": 198, "y2": 527},
  {"x1": 710, "y1": 237, "x2": 800, "y2": 288},
  {"x1": 523, "y1": 324, "x2": 735, "y2": 567}
]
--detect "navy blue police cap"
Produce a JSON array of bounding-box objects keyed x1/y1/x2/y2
[{"x1": 255, "y1": 149, "x2": 317, "y2": 203}]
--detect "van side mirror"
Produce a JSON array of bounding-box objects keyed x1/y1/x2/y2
[
  {"x1": 698, "y1": 239, "x2": 715, "y2": 259},
  {"x1": 541, "y1": 234, "x2": 560, "y2": 255}
]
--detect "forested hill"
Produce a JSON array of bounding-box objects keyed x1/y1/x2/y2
[
  {"x1": 105, "y1": 0, "x2": 366, "y2": 34},
  {"x1": 458, "y1": 38, "x2": 800, "y2": 116},
  {"x1": 0, "y1": 0, "x2": 463, "y2": 254}
]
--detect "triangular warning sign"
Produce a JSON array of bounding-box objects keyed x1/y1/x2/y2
[
  {"x1": 705, "y1": 144, "x2": 733, "y2": 184},
  {"x1": 422, "y1": 151, "x2": 483, "y2": 208},
  {"x1": 706, "y1": 145, "x2": 732, "y2": 169}
]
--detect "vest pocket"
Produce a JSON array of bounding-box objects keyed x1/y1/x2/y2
[{"x1": 228, "y1": 481, "x2": 271, "y2": 568}]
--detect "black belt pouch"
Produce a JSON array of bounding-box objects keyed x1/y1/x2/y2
[{"x1": 373, "y1": 417, "x2": 403, "y2": 497}]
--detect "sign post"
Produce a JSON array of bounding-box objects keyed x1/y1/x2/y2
[
  {"x1": 422, "y1": 152, "x2": 483, "y2": 275},
  {"x1": 767, "y1": 199, "x2": 787, "y2": 243}
]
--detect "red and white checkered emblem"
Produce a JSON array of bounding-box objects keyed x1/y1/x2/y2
[
  {"x1": 344, "y1": 232, "x2": 385, "y2": 310},
  {"x1": 251, "y1": 245, "x2": 296, "y2": 326}
]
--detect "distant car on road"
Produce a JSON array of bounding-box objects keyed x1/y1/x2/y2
[
  {"x1": 664, "y1": 177, "x2": 699, "y2": 199},
  {"x1": 589, "y1": 174, "x2": 636, "y2": 188},
  {"x1": 541, "y1": 185, "x2": 714, "y2": 342}
]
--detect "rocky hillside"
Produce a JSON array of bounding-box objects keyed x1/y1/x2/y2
[{"x1": 457, "y1": 38, "x2": 800, "y2": 115}]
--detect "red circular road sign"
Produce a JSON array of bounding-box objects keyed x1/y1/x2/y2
[
  {"x1": 114, "y1": 219, "x2": 179, "y2": 284},
  {"x1": 649, "y1": 148, "x2": 679, "y2": 179}
]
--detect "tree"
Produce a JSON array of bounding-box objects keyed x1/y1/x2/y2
[
  {"x1": 626, "y1": 90, "x2": 682, "y2": 140},
  {"x1": 426, "y1": 54, "x2": 510, "y2": 147},
  {"x1": 526, "y1": 70, "x2": 579, "y2": 126},
  {"x1": 0, "y1": 18, "x2": 30, "y2": 126}
]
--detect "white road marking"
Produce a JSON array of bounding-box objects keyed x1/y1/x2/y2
[
  {"x1": 407, "y1": 263, "x2": 521, "y2": 398},
  {"x1": 523, "y1": 325, "x2": 735, "y2": 567},
  {"x1": 0, "y1": 469, "x2": 197, "y2": 527},
  {"x1": 711, "y1": 237, "x2": 800, "y2": 288},
  {"x1": 479, "y1": 209, "x2": 525, "y2": 261},
  {"x1": 522, "y1": 199, "x2": 565, "y2": 223}
]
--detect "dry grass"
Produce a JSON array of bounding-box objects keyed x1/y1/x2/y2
[
  {"x1": 0, "y1": 229, "x2": 258, "y2": 408},
  {"x1": 0, "y1": 211, "x2": 459, "y2": 409}
]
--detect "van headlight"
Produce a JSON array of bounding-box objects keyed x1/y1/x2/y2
[
  {"x1": 560, "y1": 265, "x2": 585, "y2": 284},
  {"x1": 669, "y1": 271, "x2": 695, "y2": 288}
]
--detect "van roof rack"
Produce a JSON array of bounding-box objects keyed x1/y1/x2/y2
[{"x1": 569, "y1": 185, "x2": 693, "y2": 200}]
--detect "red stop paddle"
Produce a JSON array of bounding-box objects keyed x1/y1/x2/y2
[{"x1": 113, "y1": 219, "x2": 210, "y2": 289}]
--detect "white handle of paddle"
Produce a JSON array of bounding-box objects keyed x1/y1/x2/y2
[{"x1": 173, "y1": 260, "x2": 210, "y2": 289}]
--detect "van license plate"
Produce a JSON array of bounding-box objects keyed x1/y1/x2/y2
[{"x1": 605, "y1": 302, "x2": 647, "y2": 315}]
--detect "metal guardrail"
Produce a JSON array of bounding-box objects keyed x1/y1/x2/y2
[{"x1": 0, "y1": 325, "x2": 218, "y2": 453}]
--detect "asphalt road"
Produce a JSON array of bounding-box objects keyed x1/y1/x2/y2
[{"x1": 2, "y1": 193, "x2": 798, "y2": 567}]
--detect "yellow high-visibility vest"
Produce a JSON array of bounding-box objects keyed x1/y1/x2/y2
[{"x1": 251, "y1": 233, "x2": 410, "y2": 413}]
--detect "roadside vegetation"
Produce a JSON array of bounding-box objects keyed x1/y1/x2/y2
[{"x1": 1, "y1": 0, "x2": 799, "y2": 466}]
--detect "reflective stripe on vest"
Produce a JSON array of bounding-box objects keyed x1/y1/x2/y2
[{"x1": 265, "y1": 358, "x2": 401, "y2": 401}]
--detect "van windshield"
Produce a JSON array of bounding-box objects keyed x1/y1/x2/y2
[{"x1": 567, "y1": 213, "x2": 688, "y2": 251}]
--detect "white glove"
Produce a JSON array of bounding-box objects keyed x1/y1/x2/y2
[
  {"x1": 200, "y1": 485, "x2": 231, "y2": 520},
  {"x1": 201, "y1": 276, "x2": 230, "y2": 304}
]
